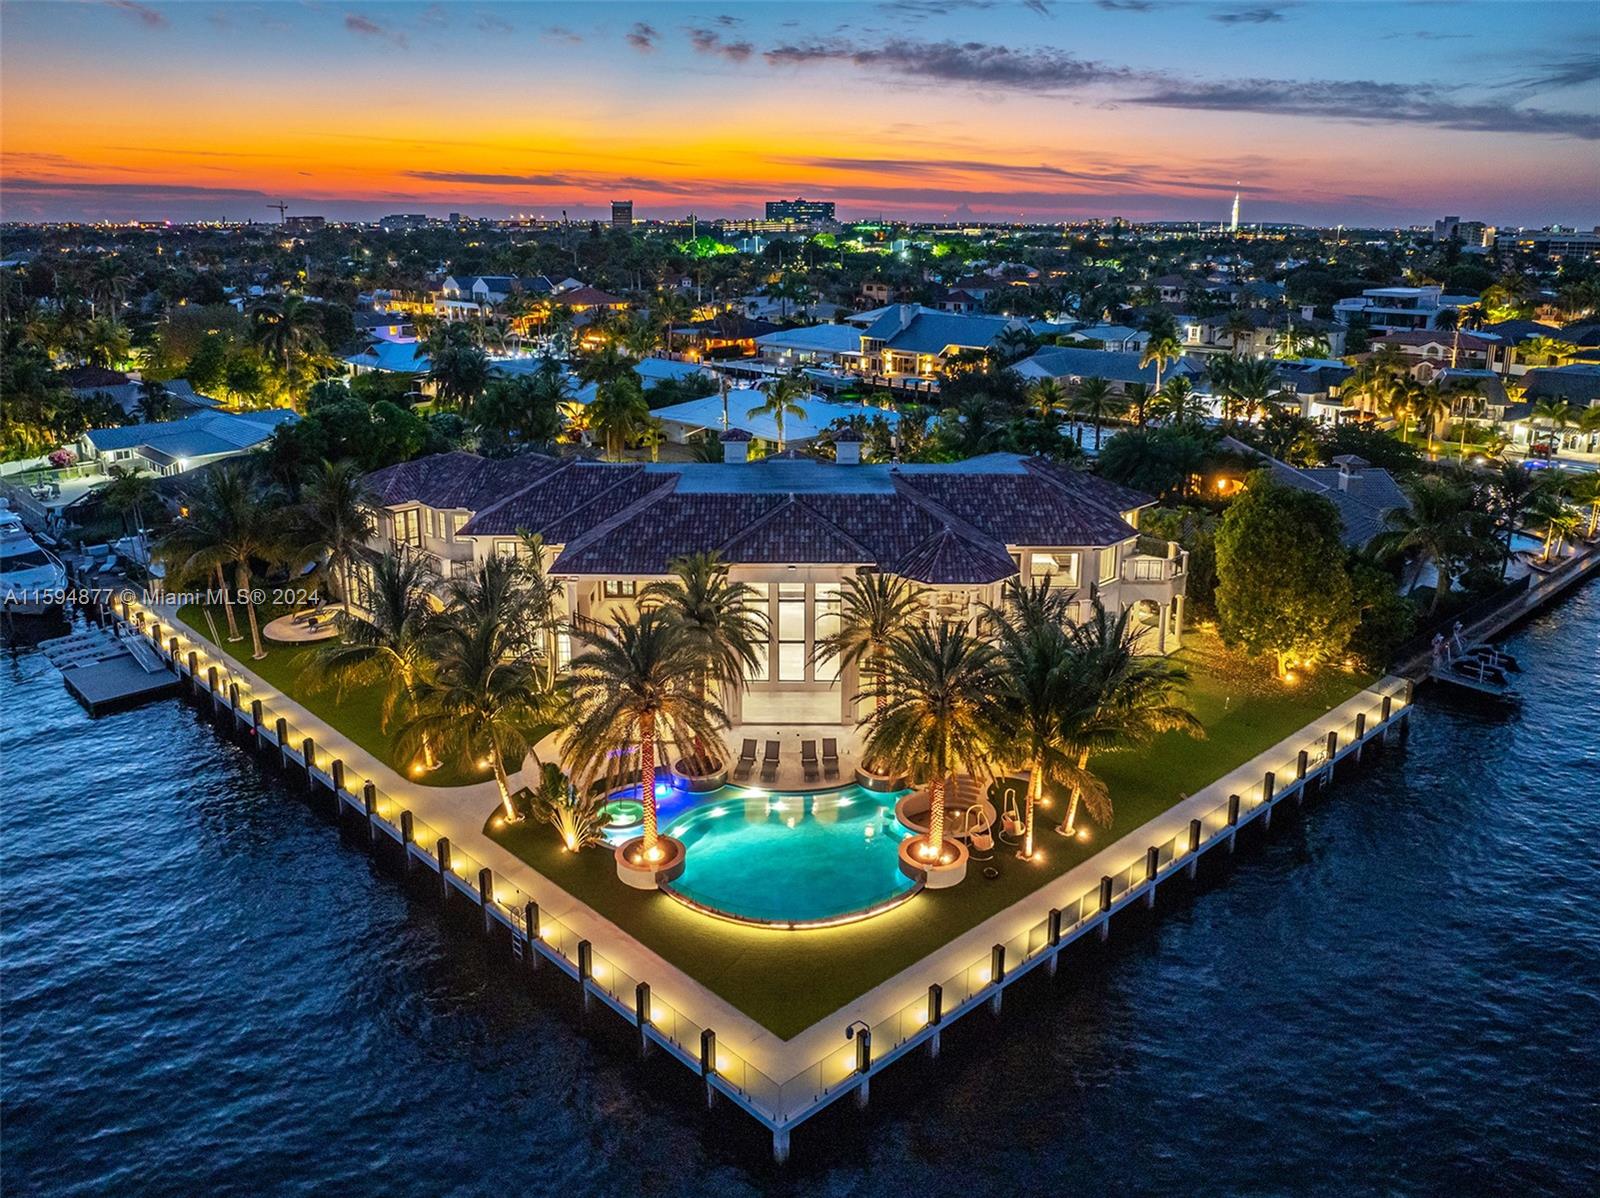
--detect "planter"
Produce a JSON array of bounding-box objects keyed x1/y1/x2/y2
[
  {"x1": 614, "y1": 835, "x2": 687, "y2": 890},
  {"x1": 855, "y1": 762, "x2": 909, "y2": 792},
  {"x1": 898, "y1": 836, "x2": 968, "y2": 889},
  {"x1": 674, "y1": 758, "x2": 728, "y2": 793}
]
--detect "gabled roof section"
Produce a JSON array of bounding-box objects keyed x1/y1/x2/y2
[
  {"x1": 363, "y1": 450, "x2": 561, "y2": 511},
  {"x1": 894, "y1": 462, "x2": 1138, "y2": 547},
  {"x1": 894, "y1": 527, "x2": 1017, "y2": 585},
  {"x1": 718, "y1": 494, "x2": 876, "y2": 565},
  {"x1": 459, "y1": 461, "x2": 664, "y2": 539}
]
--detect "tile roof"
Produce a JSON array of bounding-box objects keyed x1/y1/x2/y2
[
  {"x1": 894, "y1": 460, "x2": 1138, "y2": 546},
  {"x1": 1016, "y1": 346, "x2": 1196, "y2": 386},
  {"x1": 1516, "y1": 365, "x2": 1600, "y2": 405},
  {"x1": 85, "y1": 409, "x2": 297, "y2": 457},
  {"x1": 894, "y1": 527, "x2": 1018, "y2": 585},
  {"x1": 458, "y1": 461, "x2": 659, "y2": 538},
  {"x1": 363, "y1": 450, "x2": 561, "y2": 511}
]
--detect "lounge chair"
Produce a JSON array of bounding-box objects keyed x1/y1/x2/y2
[
  {"x1": 821, "y1": 738, "x2": 840, "y2": 780},
  {"x1": 800, "y1": 740, "x2": 820, "y2": 784},
  {"x1": 732, "y1": 738, "x2": 758, "y2": 782},
  {"x1": 759, "y1": 740, "x2": 780, "y2": 785},
  {"x1": 967, "y1": 804, "x2": 996, "y2": 861}
]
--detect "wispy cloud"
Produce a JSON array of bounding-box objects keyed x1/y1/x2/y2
[
  {"x1": 626, "y1": 22, "x2": 658, "y2": 52},
  {"x1": 1095, "y1": 1, "x2": 1161, "y2": 11},
  {"x1": 402, "y1": 170, "x2": 580, "y2": 187},
  {"x1": 686, "y1": 28, "x2": 754, "y2": 62},
  {"x1": 764, "y1": 39, "x2": 1128, "y2": 90},
  {"x1": 476, "y1": 12, "x2": 514, "y2": 36},
  {"x1": 1211, "y1": 5, "x2": 1293, "y2": 24},
  {"x1": 542, "y1": 25, "x2": 582, "y2": 44},
  {"x1": 344, "y1": 12, "x2": 408, "y2": 48},
  {"x1": 103, "y1": 0, "x2": 166, "y2": 28}
]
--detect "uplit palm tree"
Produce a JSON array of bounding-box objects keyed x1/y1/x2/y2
[
  {"x1": 640, "y1": 552, "x2": 768, "y2": 772},
  {"x1": 747, "y1": 372, "x2": 809, "y2": 452},
  {"x1": 1411, "y1": 385, "x2": 1452, "y2": 455},
  {"x1": 1531, "y1": 398, "x2": 1576, "y2": 456},
  {"x1": 397, "y1": 610, "x2": 559, "y2": 820},
  {"x1": 1529, "y1": 491, "x2": 1579, "y2": 562},
  {"x1": 1139, "y1": 315, "x2": 1183, "y2": 391},
  {"x1": 1027, "y1": 378, "x2": 1068, "y2": 423},
  {"x1": 586, "y1": 375, "x2": 651, "y2": 459},
  {"x1": 984, "y1": 580, "x2": 1106, "y2": 860},
  {"x1": 1375, "y1": 476, "x2": 1473, "y2": 611},
  {"x1": 293, "y1": 460, "x2": 374, "y2": 611},
  {"x1": 563, "y1": 609, "x2": 728, "y2": 857},
  {"x1": 860, "y1": 622, "x2": 1001, "y2": 863},
  {"x1": 1487, "y1": 462, "x2": 1549, "y2": 578},
  {"x1": 517, "y1": 531, "x2": 568, "y2": 687},
  {"x1": 1217, "y1": 356, "x2": 1278, "y2": 422},
  {"x1": 1069, "y1": 376, "x2": 1122, "y2": 450},
  {"x1": 301, "y1": 552, "x2": 441, "y2": 769},
  {"x1": 813, "y1": 572, "x2": 927, "y2": 719},
  {"x1": 1057, "y1": 602, "x2": 1201, "y2": 835},
  {"x1": 252, "y1": 295, "x2": 326, "y2": 370},
  {"x1": 1152, "y1": 375, "x2": 1201, "y2": 425}
]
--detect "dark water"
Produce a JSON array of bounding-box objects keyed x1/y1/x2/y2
[{"x1": 4, "y1": 587, "x2": 1598, "y2": 1198}]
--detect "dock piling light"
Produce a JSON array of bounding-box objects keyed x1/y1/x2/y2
[
  {"x1": 577, "y1": 940, "x2": 593, "y2": 1013},
  {"x1": 635, "y1": 982, "x2": 652, "y2": 1057},
  {"x1": 1145, "y1": 845, "x2": 1160, "y2": 908},
  {"x1": 436, "y1": 837, "x2": 451, "y2": 900},
  {"x1": 1187, "y1": 818, "x2": 1202, "y2": 879},
  {"x1": 700, "y1": 1029, "x2": 717, "y2": 1109},
  {"x1": 477, "y1": 867, "x2": 494, "y2": 934}
]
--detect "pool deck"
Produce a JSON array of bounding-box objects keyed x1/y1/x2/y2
[{"x1": 115, "y1": 591, "x2": 1413, "y2": 1154}]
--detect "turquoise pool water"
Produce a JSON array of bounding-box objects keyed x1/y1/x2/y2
[{"x1": 659, "y1": 786, "x2": 915, "y2": 925}]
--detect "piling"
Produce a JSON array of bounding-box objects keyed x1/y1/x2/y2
[
  {"x1": 1325, "y1": 731, "x2": 1339, "y2": 778},
  {"x1": 250, "y1": 699, "x2": 263, "y2": 741},
  {"x1": 699, "y1": 1029, "x2": 717, "y2": 1109},
  {"x1": 1097, "y1": 875, "x2": 1113, "y2": 941},
  {"x1": 1186, "y1": 819, "x2": 1201, "y2": 880},
  {"x1": 635, "y1": 982, "x2": 652, "y2": 1058},
  {"x1": 988, "y1": 944, "x2": 1006, "y2": 1014},
  {"x1": 853, "y1": 1026, "x2": 873, "y2": 1109},
  {"x1": 363, "y1": 781, "x2": 378, "y2": 845},
  {"x1": 478, "y1": 867, "x2": 495, "y2": 935},
  {"x1": 1262, "y1": 771, "x2": 1276, "y2": 830},
  {"x1": 436, "y1": 838, "x2": 452, "y2": 901},
  {"x1": 927, "y1": 983, "x2": 944, "y2": 1058},
  {"x1": 1145, "y1": 845, "x2": 1160, "y2": 908},
  {"x1": 301, "y1": 737, "x2": 317, "y2": 790},
  {"x1": 1354, "y1": 713, "x2": 1367, "y2": 763},
  {"x1": 1046, "y1": 907, "x2": 1063, "y2": 977},
  {"x1": 577, "y1": 939, "x2": 593, "y2": 1014},
  {"x1": 523, "y1": 901, "x2": 541, "y2": 970},
  {"x1": 274, "y1": 717, "x2": 288, "y2": 767},
  {"x1": 1226, "y1": 793, "x2": 1241, "y2": 853},
  {"x1": 207, "y1": 666, "x2": 219, "y2": 713}
]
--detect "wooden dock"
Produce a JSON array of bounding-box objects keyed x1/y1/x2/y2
[{"x1": 40, "y1": 625, "x2": 180, "y2": 715}]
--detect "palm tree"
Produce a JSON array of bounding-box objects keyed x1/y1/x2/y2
[
  {"x1": 517, "y1": 531, "x2": 568, "y2": 687},
  {"x1": 1153, "y1": 375, "x2": 1200, "y2": 425},
  {"x1": 137, "y1": 378, "x2": 176, "y2": 423},
  {"x1": 87, "y1": 256, "x2": 133, "y2": 318},
  {"x1": 398, "y1": 610, "x2": 558, "y2": 820},
  {"x1": 1529, "y1": 491, "x2": 1578, "y2": 562},
  {"x1": 1122, "y1": 382, "x2": 1153, "y2": 429},
  {"x1": 158, "y1": 463, "x2": 283, "y2": 658},
  {"x1": 1435, "y1": 303, "x2": 1483, "y2": 368},
  {"x1": 301, "y1": 552, "x2": 442, "y2": 770},
  {"x1": 1222, "y1": 310, "x2": 1254, "y2": 355},
  {"x1": 859, "y1": 622, "x2": 1001, "y2": 863},
  {"x1": 1217, "y1": 356, "x2": 1278, "y2": 422},
  {"x1": 563, "y1": 610, "x2": 728, "y2": 858},
  {"x1": 813, "y1": 572, "x2": 927, "y2": 721},
  {"x1": 252, "y1": 296, "x2": 326, "y2": 370},
  {"x1": 1026, "y1": 378, "x2": 1068, "y2": 423},
  {"x1": 1411, "y1": 385, "x2": 1452, "y2": 455},
  {"x1": 1531, "y1": 398, "x2": 1576, "y2": 455},
  {"x1": 639, "y1": 552, "x2": 768, "y2": 772},
  {"x1": 747, "y1": 372, "x2": 809, "y2": 452},
  {"x1": 429, "y1": 342, "x2": 491, "y2": 408},
  {"x1": 586, "y1": 375, "x2": 650, "y2": 458},
  {"x1": 652, "y1": 290, "x2": 694, "y2": 354},
  {"x1": 984, "y1": 581, "x2": 1106, "y2": 860},
  {"x1": 1375, "y1": 476, "x2": 1473, "y2": 611},
  {"x1": 1488, "y1": 462, "x2": 1548, "y2": 578},
  {"x1": 577, "y1": 343, "x2": 633, "y2": 387},
  {"x1": 1561, "y1": 471, "x2": 1600, "y2": 540},
  {"x1": 1057, "y1": 602, "x2": 1201, "y2": 835},
  {"x1": 1379, "y1": 375, "x2": 1422, "y2": 444},
  {"x1": 1139, "y1": 315, "x2": 1183, "y2": 391},
  {"x1": 1069, "y1": 376, "x2": 1122, "y2": 450},
  {"x1": 293, "y1": 459, "x2": 375, "y2": 611}
]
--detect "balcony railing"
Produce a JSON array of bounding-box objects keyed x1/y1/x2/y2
[{"x1": 1122, "y1": 541, "x2": 1188, "y2": 584}]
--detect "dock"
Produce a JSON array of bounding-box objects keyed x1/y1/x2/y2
[{"x1": 40, "y1": 624, "x2": 180, "y2": 714}]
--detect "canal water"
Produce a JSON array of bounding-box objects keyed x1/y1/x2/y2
[{"x1": 3, "y1": 586, "x2": 1597, "y2": 1198}]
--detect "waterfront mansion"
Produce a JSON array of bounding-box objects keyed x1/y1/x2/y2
[{"x1": 357, "y1": 439, "x2": 1188, "y2": 726}]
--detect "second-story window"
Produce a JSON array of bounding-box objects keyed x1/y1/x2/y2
[
  {"x1": 1100, "y1": 545, "x2": 1120, "y2": 584},
  {"x1": 393, "y1": 508, "x2": 422, "y2": 549},
  {"x1": 602, "y1": 579, "x2": 637, "y2": 599},
  {"x1": 1030, "y1": 551, "x2": 1080, "y2": 590}
]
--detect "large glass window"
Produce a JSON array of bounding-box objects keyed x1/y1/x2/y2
[
  {"x1": 745, "y1": 583, "x2": 770, "y2": 681},
  {"x1": 393, "y1": 508, "x2": 422, "y2": 549},
  {"x1": 778, "y1": 582, "x2": 807, "y2": 681},
  {"x1": 813, "y1": 582, "x2": 841, "y2": 682},
  {"x1": 1099, "y1": 545, "x2": 1119, "y2": 584},
  {"x1": 602, "y1": 579, "x2": 637, "y2": 598},
  {"x1": 1030, "y1": 551, "x2": 1080, "y2": 589}
]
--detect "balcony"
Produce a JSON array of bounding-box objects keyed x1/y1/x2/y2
[{"x1": 1119, "y1": 541, "x2": 1188, "y2": 603}]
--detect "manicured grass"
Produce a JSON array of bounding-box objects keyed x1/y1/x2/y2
[
  {"x1": 490, "y1": 629, "x2": 1373, "y2": 1038},
  {"x1": 175, "y1": 602, "x2": 485, "y2": 787}
]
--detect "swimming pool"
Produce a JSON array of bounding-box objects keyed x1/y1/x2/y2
[{"x1": 654, "y1": 786, "x2": 917, "y2": 927}]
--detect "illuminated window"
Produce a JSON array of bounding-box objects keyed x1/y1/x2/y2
[
  {"x1": 778, "y1": 582, "x2": 807, "y2": 681},
  {"x1": 813, "y1": 582, "x2": 841, "y2": 682},
  {"x1": 602, "y1": 579, "x2": 637, "y2": 598},
  {"x1": 393, "y1": 508, "x2": 421, "y2": 549},
  {"x1": 745, "y1": 583, "x2": 770, "y2": 681},
  {"x1": 1030, "y1": 551, "x2": 1080, "y2": 589}
]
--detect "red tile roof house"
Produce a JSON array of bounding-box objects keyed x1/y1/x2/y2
[{"x1": 359, "y1": 450, "x2": 1189, "y2": 726}]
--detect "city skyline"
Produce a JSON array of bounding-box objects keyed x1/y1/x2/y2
[{"x1": 2, "y1": 0, "x2": 1597, "y2": 226}]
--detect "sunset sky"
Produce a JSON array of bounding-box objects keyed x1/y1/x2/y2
[{"x1": 2, "y1": 0, "x2": 1596, "y2": 226}]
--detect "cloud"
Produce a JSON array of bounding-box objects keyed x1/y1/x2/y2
[
  {"x1": 626, "y1": 22, "x2": 658, "y2": 52},
  {"x1": 777, "y1": 153, "x2": 1246, "y2": 194},
  {"x1": 714, "y1": 13, "x2": 741, "y2": 26},
  {"x1": 103, "y1": 0, "x2": 166, "y2": 28},
  {"x1": 1131, "y1": 77, "x2": 1600, "y2": 139},
  {"x1": 1211, "y1": 5, "x2": 1292, "y2": 23},
  {"x1": 401, "y1": 171, "x2": 580, "y2": 187},
  {"x1": 686, "y1": 28, "x2": 754, "y2": 61},
  {"x1": 344, "y1": 12, "x2": 408, "y2": 47},
  {"x1": 1095, "y1": 1, "x2": 1160, "y2": 10},
  {"x1": 476, "y1": 12, "x2": 514, "y2": 36},
  {"x1": 878, "y1": 1, "x2": 998, "y2": 17},
  {"x1": 1505, "y1": 54, "x2": 1600, "y2": 93},
  {"x1": 542, "y1": 25, "x2": 582, "y2": 44},
  {"x1": 764, "y1": 38, "x2": 1128, "y2": 91}
]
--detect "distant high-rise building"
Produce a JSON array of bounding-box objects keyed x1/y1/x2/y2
[
  {"x1": 283, "y1": 215, "x2": 325, "y2": 232},
  {"x1": 611, "y1": 200, "x2": 634, "y2": 228},
  {"x1": 766, "y1": 197, "x2": 836, "y2": 225},
  {"x1": 379, "y1": 213, "x2": 428, "y2": 231},
  {"x1": 1229, "y1": 186, "x2": 1240, "y2": 234},
  {"x1": 1434, "y1": 216, "x2": 1492, "y2": 247}
]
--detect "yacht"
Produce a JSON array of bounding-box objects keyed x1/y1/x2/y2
[{"x1": 1, "y1": 504, "x2": 67, "y2": 615}]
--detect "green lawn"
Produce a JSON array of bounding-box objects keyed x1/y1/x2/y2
[
  {"x1": 174, "y1": 602, "x2": 484, "y2": 787},
  {"x1": 490, "y1": 629, "x2": 1372, "y2": 1038}
]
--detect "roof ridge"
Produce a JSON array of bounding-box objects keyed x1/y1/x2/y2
[
  {"x1": 718, "y1": 491, "x2": 876, "y2": 562},
  {"x1": 888, "y1": 473, "x2": 1013, "y2": 564},
  {"x1": 549, "y1": 472, "x2": 679, "y2": 565},
  {"x1": 465, "y1": 457, "x2": 580, "y2": 523}
]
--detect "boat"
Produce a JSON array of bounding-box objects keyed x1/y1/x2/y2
[
  {"x1": 1448, "y1": 624, "x2": 1521, "y2": 672},
  {"x1": 1, "y1": 504, "x2": 67, "y2": 616}
]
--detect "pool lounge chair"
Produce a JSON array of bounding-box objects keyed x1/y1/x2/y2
[
  {"x1": 760, "y1": 740, "x2": 780, "y2": 784},
  {"x1": 821, "y1": 738, "x2": 840, "y2": 780},
  {"x1": 800, "y1": 740, "x2": 821, "y2": 784},
  {"x1": 732, "y1": 738, "x2": 758, "y2": 782}
]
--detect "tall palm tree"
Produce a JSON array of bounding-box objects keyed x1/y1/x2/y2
[
  {"x1": 652, "y1": 290, "x2": 694, "y2": 354},
  {"x1": 747, "y1": 372, "x2": 809, "y2": 452},
  {"x1": 1531, "y1": 398, "x2": 1575, "y2": 455},
  {"x1": 1411, "y1": 385, "x2": 1452, "y2": 455},
  {"x1": 87, "y1": 256, "x2": 133, "y2": 317},
  {"x1": 1217, "y1": 356, "x2": 1278, "y2": 422},
  {"x1": 517, "y1": 531, "x2": 568, "y2": 687},
  {"x1": 859, "y1": 622, "x2": 1000, "y2": 863},
  {"x1": 1488, "y1": 462, "x2": 1549, "y2": 578},
  {"x1": 429, "y1": 342, "x2": 491, "y2": 408},
  {"x1": 1375, "y1": 476, "x2": 1473, "y2": 611},
  {"x1": 1122, "y1": 382, "x2": 1153, "y2": 429},
  {"x1": 301, "y1": 552, "x2": 441, "y2": 769},
  {"x1": 640, "y1": 552, "x2": 768, "y2": 772},
  {"x1": 813, "y1": 572, "x2": 927, "y2": 720},
  {"x1": 252, "y1": 295, "x2": 326, "y2": 370},
  {"x1": 563, "y1": 610, "x2": 728, "y2": 858},
  {"x1": 1222, "y1": 310, "x2": 1254, "y2": 356},
  {"x1": 984, "y1": 581, "x2": 1106, "y2": 860},
  {"x1": 1140, "y1": 315, "x2": 1183, "y2": 391},
  {"x1": 293, "y1": 459, "x2": 375, "y2": 611},
  {"x1": 1027, "y1": 378, "x2": 1068, "y2": 423},
  {"x1": 586, "y1": 375, "x2": 651, "y2": 459},
  {"x1": 1057, "y1": 602, "x2": 1201, "y2": 835},
  {"x1": 137, "y1": 378, "x2": 176, "y2": 423},
  {"x1": 1529, "y1": 491, "x2": 1578, "y2": 562},
  {"x1": 1069, "y1": 376, "x2": 1122, "y2": 450},
  {"x1": 1380, "y1": 375, "x2": 1422, "y2": 444},
  {"x1": 398, "y1": 610, "x2": 558, "y2": 820},
  {"x1": 1153, "y1": 375, "x2": 1200, "y2": 425}
]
